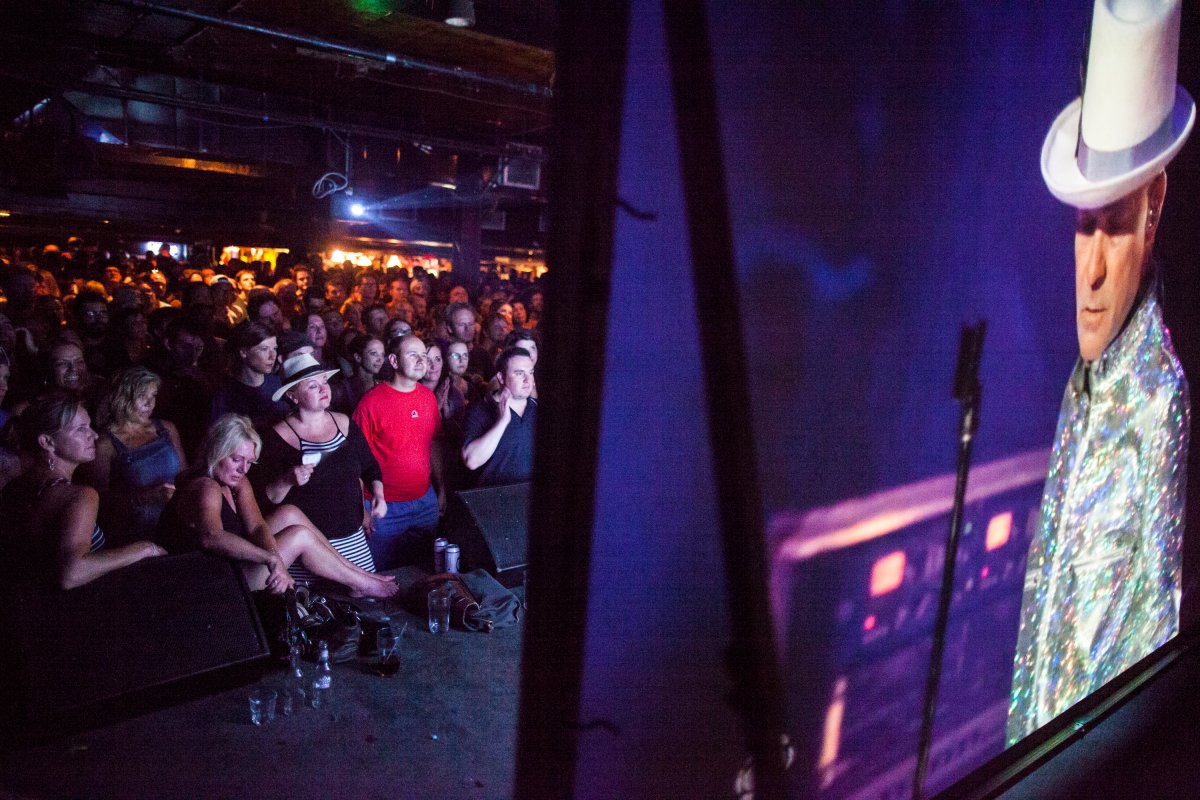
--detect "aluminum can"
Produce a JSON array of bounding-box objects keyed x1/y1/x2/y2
[
  {"x1": 434, "y1": 538, "x2": 449, "y2": 573},
  {"x1": 445, "y1": 544, "x2": 461, "y2": 574}
]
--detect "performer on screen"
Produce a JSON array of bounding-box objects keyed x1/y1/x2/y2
[{"x1": 1008, "y1": 0, "x2": 1194, "y2": 743}]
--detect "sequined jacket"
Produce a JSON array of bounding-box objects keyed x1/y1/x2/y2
[{"x1": 1007, "y1": 290, "x2": 1189, "y2": 744}]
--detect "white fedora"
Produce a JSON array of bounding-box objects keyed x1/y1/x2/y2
[
  {"x1": 1042, "y1": 0, "x2": 1195, "y2": 209},
  {"x1": 272, "y1": 353, "x2": 340, "y2": 402}
]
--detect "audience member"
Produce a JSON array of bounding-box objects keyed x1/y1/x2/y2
[
  {"x1": 251, "y1": 354, "x2": 385, "y2": 577},
  {"x1": 346, "y1": 334, "x2": 385, "y2": 408},
  {"x1": 247, "y1": 290, "x2": 286, "y2": 334},
  {"x1": 147, "y1": 317, "x2": 214, "y2": 459},
  {"x1": 462, "y1": 346, "x2": 537, "y2": 487},
  {"x1": 157, "y1": 413, "x2": 397, "y2": 597},
  {"x1": 102, "y1": 306, "x2": 151, "y2": 374},
  {"x1": 71, "y1": 289, "x2": 111, "y2": 377},
  {"x1": 0, "y1": 348, "x2": 18, "y2": 490},
  {"x1": 81, "y1": 367, "x2": 185, "y2": 544},
  {"x1": 211, "y1": 321, "x2": 286, "y2": 425},
  {"x1": 384, "y1": 317, "x2": 413, "y2": 343},
  {"x1": 352, "y1": 334, "x2": 441, "y2": 568},
  {"x1": 0, "y1": 393, "x2": 165, "y2": 589},
  {"x1": 363, "y1": 304, "x2": 389, "y2": 340},
  {"x1": 420, "y1": 338, "x2": 464, "y2": 424}
]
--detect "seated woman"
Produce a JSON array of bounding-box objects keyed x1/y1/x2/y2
[
  {"x1": 0, "y1": 392, "x2": 166, "y2": 589},
  {"x1": 251, "y1": 353, "x2": 387, "y2": 579},
  {"x1": 79, "y1": 367, "x2": 186, "y2": 545},
  {"x1": 158, "y1": 413, "x2": 397, "y2": 598}
]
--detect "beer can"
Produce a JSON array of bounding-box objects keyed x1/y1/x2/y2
[
  {"x1": 445, "y1": 544, "x2": 460, "y2": 574},
  {"x1": 434, "y1": 538, "x2": 449, "y2": 573}
]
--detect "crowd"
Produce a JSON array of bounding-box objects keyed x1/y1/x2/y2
[{"x1": 0, "y1": 243, "x2": 543, "y2": 598}]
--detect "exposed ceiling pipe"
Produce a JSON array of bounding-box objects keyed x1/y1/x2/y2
[
  {"x1": 93, "y1": 0, "x2": 553, "y2": 99},
  {"x1": 51, "y1": 77, "x2": 536, "y2": 160}
]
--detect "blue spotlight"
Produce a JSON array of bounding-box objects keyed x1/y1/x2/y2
[{"x1": 350, "y1": 202, "x2": 367, "y2": 217}]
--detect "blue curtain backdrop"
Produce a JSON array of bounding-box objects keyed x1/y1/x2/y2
[{"x1": 710, "y1": 4, "x2": 1088, "y2": 512}]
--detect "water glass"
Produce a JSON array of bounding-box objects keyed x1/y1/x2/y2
[
  {"x1": 248, "y1": 688, "x2": 277, "y2": 726},
  {"x1": 427, "y1": 586, "x2": 451, "y2": 634}
]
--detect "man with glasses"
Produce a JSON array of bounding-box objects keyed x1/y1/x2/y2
[
  {"x1": 352, "y1": 334, "x2": 441, "y2": 569},
  {"x1": 70, "y1": 289, "x2": 110, "y2": 377}
]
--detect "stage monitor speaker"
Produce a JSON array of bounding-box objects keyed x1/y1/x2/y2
[
  {"x1": 445, "y1": 482, "x2": 530, "y2": 587},
  {"x1": 0, "y1": 552, "x2": 270, "y2": 741}
]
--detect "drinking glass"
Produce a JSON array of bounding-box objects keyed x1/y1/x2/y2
[
  {"x1": 372, "y1": 627, "x2": 401, "y2": 676},
  {"x1": 427, "y1": 586, "x2": 451, "y2": 634},
  {"x1": 248, "y1": 688, "x2": 277, "y2": 726}
]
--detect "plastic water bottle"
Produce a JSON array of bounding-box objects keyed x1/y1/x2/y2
[
  {"x1": 311, "y1": 641, "x2": 332, "y2": 709},
  {"x1": 281, "y1": 641, "x2": 305, "y2": 714}
]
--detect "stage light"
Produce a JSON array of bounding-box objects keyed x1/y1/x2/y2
[
  {"x1": 350, "y1": 203, "x2": 366, "y2": 217},
  {"x1": 445, "y1": 0, "x2": 475, "y2": 27},
  {"x1": 985, "y1": 511, "x2": 1012, "y2": 551},
  {"x1": 869, "y1": 551, "x2": 905, "y2": 597}
]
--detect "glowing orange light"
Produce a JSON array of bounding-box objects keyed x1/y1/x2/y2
[
  {"x1": 986, "y1": 511, "x2": 1013, "y2": 552},
  {"x1": 869, "y1": 551, "x2": 905, "y2": 597},
  {"x1": 863, "y1": 614, "x2": 876, "y2": 631}
]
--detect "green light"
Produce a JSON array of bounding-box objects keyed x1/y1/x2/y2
[{"x1": 349, "y1": 0, "x2": 392, "y2": 18}]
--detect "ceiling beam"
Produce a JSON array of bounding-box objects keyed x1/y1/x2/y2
[{"x1": 94, "y1": 0, "x2": 554, "y2": 99}]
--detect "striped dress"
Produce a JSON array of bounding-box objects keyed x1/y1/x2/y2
[{"x1": 280, "y1": 421, "x2": 377, "y2": 582}]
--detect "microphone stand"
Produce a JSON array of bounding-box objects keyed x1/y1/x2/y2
[{"x1": 912, "y1": 321, "x2": 986, "y2": 800}]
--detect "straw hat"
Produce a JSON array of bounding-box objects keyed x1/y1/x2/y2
[
  {"x1": 1042, "y1": 0, "x2": 1195, "y2": 209},
  {"x1": 272, "y1": 353, "x2": 340, "y2": 401}
]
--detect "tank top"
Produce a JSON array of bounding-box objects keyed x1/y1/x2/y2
[
  {"x1": 282, "y1": 412, "x2": 347, "y2": 460},
  {"x1": 105, "y1": 419, "x2": 181, "y2": 541}
]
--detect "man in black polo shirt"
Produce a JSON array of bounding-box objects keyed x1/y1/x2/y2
[{"x1": 461, "y1": 346, "x2": 536, "y2": 487}]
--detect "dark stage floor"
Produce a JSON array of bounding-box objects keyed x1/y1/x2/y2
[
  {"x1": 997, "y1": 633, "x2": 1200, "y2": 800},
  {"x1": 0, "y1": 583, "x2": 523, "y2": 800}
]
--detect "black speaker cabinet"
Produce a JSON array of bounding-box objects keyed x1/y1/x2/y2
[
  {"x1": 444, "y1": 482, "x2": 530, "y2": 587},
  {"x1": 0, "y1": 552, "x2": 270, "y2": 741}
]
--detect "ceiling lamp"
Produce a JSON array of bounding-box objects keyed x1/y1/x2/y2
[{"x1": 444, "y1": 0, "x2": 475, "y2": 27}]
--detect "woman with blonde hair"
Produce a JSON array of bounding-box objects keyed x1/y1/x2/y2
[
  {"x1": 157, "y1": 413, "x2": 398, "y2": 598},
  {"x1": 80, "y1": 366, "x2": 185, "y2": 544}
]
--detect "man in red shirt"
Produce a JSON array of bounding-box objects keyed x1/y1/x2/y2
[{"x1": 352, "y1": 334, "x2": 440, "y2": 569}]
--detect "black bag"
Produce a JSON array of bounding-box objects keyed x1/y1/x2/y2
[{"x1": 290, "y1": 586, "x2": 362, "y2": 663}]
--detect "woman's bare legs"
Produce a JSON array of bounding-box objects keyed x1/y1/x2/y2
[
  {"x1": 266, "y1": 504, "x2": 397, "y2": 585},
  {"x1": 273, "y1": 524, "x2": 398, "y2": 598}
]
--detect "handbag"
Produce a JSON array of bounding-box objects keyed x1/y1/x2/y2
[
  {"x1": 289, "y1": 585, "x2": 362, "y2": 663},
  {"x1": 408, "y1": 569, "x2": 522, "y2": 632}
]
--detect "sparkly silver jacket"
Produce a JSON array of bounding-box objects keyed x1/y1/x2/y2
[{"x1": 1007, "y1": 290, "x2": 1189, "y2": 744}]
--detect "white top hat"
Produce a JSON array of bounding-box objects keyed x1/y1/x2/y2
[{"x1": 1042, "y1": 0, "x2": 1195, "y2": 209}]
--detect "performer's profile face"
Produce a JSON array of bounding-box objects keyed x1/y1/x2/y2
[{"x1": 1074, "y1": 178, "x2": 1160, "y2": 362}]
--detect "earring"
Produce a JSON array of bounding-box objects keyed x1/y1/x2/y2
[{"x1": 46, "y1": 453, "x2": 56, "y2": 473}]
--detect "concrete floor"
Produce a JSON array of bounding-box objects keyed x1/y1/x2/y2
[{"x1": 0, "y1": 582, "x2": 524, "y2": 800}]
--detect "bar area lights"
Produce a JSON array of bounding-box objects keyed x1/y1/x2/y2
[{"x1": 444, "y1": 0, "x2": 475, "y2": 27}]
